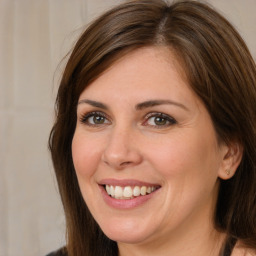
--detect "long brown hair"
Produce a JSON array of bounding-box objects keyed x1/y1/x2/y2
[{"x1": 49, "y1": 1, "x2": 256, "y2": 255}]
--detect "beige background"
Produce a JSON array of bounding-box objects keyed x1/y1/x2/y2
[{"x1": 0, "y1": 0, "x2": 255, "y2": 255}]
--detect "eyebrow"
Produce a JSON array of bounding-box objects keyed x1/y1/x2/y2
[
  {"x1": 135, "y1": 100, "x2": 188, "y2": 111},
  {"x1": 78, "y1": 99, "x2": 188, "y2": 111},
  {"x1": 78, "y1": 99, "x2": 108, "y2": 109}
]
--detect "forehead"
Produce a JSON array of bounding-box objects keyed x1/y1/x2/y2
[{"x1": 79, "y1": 47, "x2": 192, "y2": 100}]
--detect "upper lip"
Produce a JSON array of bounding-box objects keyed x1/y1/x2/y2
[{"x1": 98, "y1": 178, "x2": 161, "y2": 187}]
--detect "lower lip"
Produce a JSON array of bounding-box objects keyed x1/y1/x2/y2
[{"x1": 99, "y1": 185, "x2": 160, "y2": 209}]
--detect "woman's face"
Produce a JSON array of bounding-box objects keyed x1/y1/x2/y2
[{"x1": 72, "y1": 47, "x2": 228, "y2": 247}]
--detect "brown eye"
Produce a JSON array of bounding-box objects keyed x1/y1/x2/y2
[
  {"x1": 92, "y1": 115, "x2": 106, "y2": 124},
  {"x1": 80, "y1": 111, "x2": 111, "y2": 126},
  {"x1": 144, "y1": 112, "x2": 177, "y2": 128},
  {"x1": 154, "y1": 117, "x2": 168, "y2": 126}
]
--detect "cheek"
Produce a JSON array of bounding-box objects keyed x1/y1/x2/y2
[
  {"x1": 146, "y1": 130, "x2": 221, "y2": 184},
  {"x1": 151, "y1": 133, "x2": 220, "y2": 212},
  {"x1": 71, "y1": 131, "x2": 102, "y2": 179}
]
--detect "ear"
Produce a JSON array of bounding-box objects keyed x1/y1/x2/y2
[{"x1": 218, "y1": 141, "x2": 243, "y2": 180}]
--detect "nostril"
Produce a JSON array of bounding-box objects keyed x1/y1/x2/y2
[
  {"x1": 103, "y1": 159, "x2": 134, "y2": 169},
  {"x1": 101, "y1": 143, "x2": 143, "y2": 169},
  {"x1": 120, "y1": 161, "x2": 132, "y2": 166}
]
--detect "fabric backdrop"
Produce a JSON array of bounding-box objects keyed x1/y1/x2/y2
[{"x1": 0, "y1": 0, "x2": 255, "y2": 255}]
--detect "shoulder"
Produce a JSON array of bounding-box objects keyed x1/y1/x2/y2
[
  {"x1": 45, "y1": 247, "x2": 67, "y2": 256},
  {"x1": 232, "y1": 243, "x2": 256, "y2": 256}
]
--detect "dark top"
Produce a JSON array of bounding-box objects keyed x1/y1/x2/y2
[
  {"x1": 46, "y1": 237, "x2": 237, "y2": 256},
  {"x1": 46, "y1": 247, "x2": 67, "y2": 256}
]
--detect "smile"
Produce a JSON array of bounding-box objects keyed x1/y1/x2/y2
[
  {"x1": 99, "y1": 179, "x2": 161, "y2": 209},
  {"x1": 105, "y1": 185, "x2": 159, "y2": 199}
]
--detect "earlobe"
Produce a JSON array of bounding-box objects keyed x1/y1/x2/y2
[{"x1": 218, "y1": 142, "x2": 243, "y2": 180}]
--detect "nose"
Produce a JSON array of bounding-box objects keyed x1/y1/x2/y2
[{"x1": 101, "y1": 126, "x2": 143, "y2": 170}]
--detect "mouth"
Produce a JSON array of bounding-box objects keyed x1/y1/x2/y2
[
  {"x1": 103, "y1": 184, "x2": 160, "y2": 200},
  {"x1": 99, "y1": 179, "x2": 161, "y2": 209}
]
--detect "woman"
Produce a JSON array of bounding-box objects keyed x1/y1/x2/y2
[{"x1": 48, "y1": 0, "x2": 256, "y2": 255}]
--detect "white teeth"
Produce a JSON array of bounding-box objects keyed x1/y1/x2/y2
[
  {"x1": 106, "y1": 185, "x2": 110, "y2": 194},
  {"x1": 147, "y1": 187, "x2": 152, "y2": 194},
  {"x1": 140, "y1": 186, "x2": 147, "y2": 196},
  {"x1": 110, "y1": 185, "x2": 115, "y2": 197},
  {"x1": 105, "y1": 184, "x2": 158, "y2": 199},
  {"x1": 133, "y1": 186, "x2": 141, "y2": 196},
  {"x1": 114, "y1": 186, "x2": 123, "y2": 198},
  {"x1": 123, "y1": 186, "x2": 133, "y2": 198}
]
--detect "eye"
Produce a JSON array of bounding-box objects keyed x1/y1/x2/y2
[
  {"x1": 79, "y1": 111, "x2": 111, "y2": 126},
  {"x1": 143, "y1": 112, "x2": 176, "y2": 128}
]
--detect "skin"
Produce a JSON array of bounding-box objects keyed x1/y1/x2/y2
[{"x1": 72, "y1": 47, "x2": 242, "y2": 256}]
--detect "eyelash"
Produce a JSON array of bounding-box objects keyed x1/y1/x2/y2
[
  {"x1": 143, "y1": 112, "x2": 177, "y2": 128},
  {"x1": 79, "y1": 111, "x2": 177, "y2": 128},
  {"x1": 79, "y1": 111, "x2": 110, "y2": 127}
]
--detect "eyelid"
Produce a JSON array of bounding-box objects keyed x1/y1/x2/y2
[
  {"x1": 79, "y1": 111, "x2": 111, "y2": 126},
  {"x1": 142, "y1": 112, "x2": 177, "y2": 127},
  {"x1": 78, "y1": 110, "x2": 176, "y2": 129}
]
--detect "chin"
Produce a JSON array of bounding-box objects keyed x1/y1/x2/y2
[
  {"x1": 104, "y1": 230, "x2": 151, "y2": 245},
  {"x1": 98, "y1": 218, "x2": 154, "y2": 244}
]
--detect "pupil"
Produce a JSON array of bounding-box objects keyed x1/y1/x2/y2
[
  {"x1": 94, "y1": 116, "x2": 104, "y2": 124},
  {"x1": 155, "y1": 117, "x2": 166, "y2": 125}
]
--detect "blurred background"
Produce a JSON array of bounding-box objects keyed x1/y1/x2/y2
[{"x1": 0, "y1": 0, "x2": 255, "y2": 255}]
